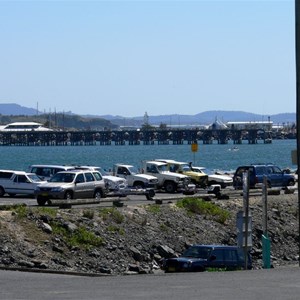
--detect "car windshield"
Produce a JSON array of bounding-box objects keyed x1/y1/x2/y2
[
  {"x1": 157, "y1": 164, "x2": 168, "y2": 172},
  {"x1": 98, "y1": 167, "x2": 109, "y2": 176},
  {"x1": 200, "y1": 168, "x2": 214, "y2": 175},
  {"x1": 27, "y1": 174, "x2": 44, "y2": 182},
  {"x1": 128, "y1": 166, "x2": 140, "y2": 175},
  {"x1": 50, "y1": 173, "x2": 75, "y2": 183},
  {"x1": 182, "y1": 246, "x2": 212, "y2": 259},
  {"x1": 182, "y1": 164, "x2": 192, "y2": 171}
]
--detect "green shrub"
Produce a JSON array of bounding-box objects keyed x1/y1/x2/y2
[{"x1": 176, "y1": 198, "x2": 230, "y2": 224}]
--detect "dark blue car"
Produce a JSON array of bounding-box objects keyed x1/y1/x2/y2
[
  {"x1": 233, "y1": 164, "x2": 295, "y2": 189},
  {"x1": 162, "y1": 245, "x2": 252, "y2": 272}
]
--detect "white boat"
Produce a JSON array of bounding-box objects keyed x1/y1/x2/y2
[{"x1": 0, "y1": 122, "x2": 52, "y2": 132}]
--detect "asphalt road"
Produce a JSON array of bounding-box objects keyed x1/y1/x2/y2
[
  {"x1": 0, "y1": 266, "x2": 300, "y2": 300},
  {"x1": 0, "y1": 188, "x2": 242, "y2": 208}
]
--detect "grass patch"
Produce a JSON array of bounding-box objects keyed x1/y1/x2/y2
[
  {"x1": 82, "y1": 209, "x2": 95, "y2": 219},
  {"x1": 51, "y1": 222, "x2": 104, "y2": 249},
  {"x1": 145, "y1": 204, "x2": 161, "y2": 214},
  {"x1": 176, "y1": 198, "x2": 230, "y2": 224},
  {"x1": 159, "y1": 223, "x2": 169, "y2": 232},
  {"x1": 107, "y1": 224, "x2": 125, "y2": 235},
  {"x1": 99, "y1": 208, "x2": 124, "y2": 224},
  {"x1": 36, "y1": 207, "x2": 57, "y2": 217}
]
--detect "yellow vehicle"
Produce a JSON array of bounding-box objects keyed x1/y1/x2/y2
[{"x1": 155, "y1": 159, "x2": 208, "y2": 188}]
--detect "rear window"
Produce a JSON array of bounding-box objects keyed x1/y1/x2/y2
[
  {"x1": 93, "y1": 172, "x2": 102, "y2": 181},
  {"x1": 85, "y1": 172, "x2": 95, "y2": 182}
]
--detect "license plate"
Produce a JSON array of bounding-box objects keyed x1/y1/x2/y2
[
  {"x1": 168, "y1": 267, "x2": 175, "y2": 272},
  {"x1": 41, "y1": 193, "x2": 48, "y2": 196}
]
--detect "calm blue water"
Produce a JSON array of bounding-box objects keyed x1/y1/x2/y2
[{"x1": 0, "y1": 139, "x2": 296, "y2": 173}]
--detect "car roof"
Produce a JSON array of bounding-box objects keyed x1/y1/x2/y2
[
  {"x1": 29, "y1": 164, "x2": 75, "y2": 169},
  {"x1": 191, "y1": 244, "x2": 239, "y2": 249},
  {"x1": 146, "y1": 161, "x2": 168, "y2": 166},
  {"x1": 55, "y1": 170, "x2": 96, "y2": 174}
]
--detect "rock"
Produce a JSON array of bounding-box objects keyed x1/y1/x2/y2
[
  {"x1": 41, "y1": 222, "x2": 52, "y2": 234},
  {"x1": 157, "y1": 245, "x2": 176, "y2": 258},
  {"x1": 130, "y1": 246, "x2": 143, "y2": 261},
  {"x1": 18, "y1": 260, "x2": 35, "y2": 268}
]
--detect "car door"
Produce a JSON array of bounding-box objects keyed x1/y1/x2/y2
[
  {"x1": 270, "y1": 166, "x2": 284, "y2": 187},
  {"x1": 73, "y1": 173, "x2": 87, "y2": 198},
  {"x1": 83, "y1": 172, "x2": 96, "y2": 198},
  {"x1": 12, "y1": 175, "x2": 33, "y2": 195},
  {"x1": 223, "y1": 249, "x2": 240, "y2": 270},
  {"x1": 207, "y1": 248, "x2": 225, "y2": 269}
]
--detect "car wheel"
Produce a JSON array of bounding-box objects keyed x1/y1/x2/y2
[
  {"x1": 287, "y1": 179, "x2": 295, "y2": 186},
  {"x1": 64, "y1": 191, "x2": 73, "y2": 200},
  {"x1": 37, "y1": 196, "x2": 47, "y2": 206},
  {"x1": 94, "y1": 190, "x2": 102, "y2": 201},
  {"x1": 0, "y1": 186, "x2": 5, "y2": 197},
  {"x1": 164, "y1": 181, "x2": 176, "y2": 193}
]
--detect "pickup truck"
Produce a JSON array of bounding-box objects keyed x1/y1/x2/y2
[
  {"x1": 142, "y1": 160, "x2": 195, "y2": 193},
  {"x1": 0, "y1": 170, "x2": 46, "y2": 197},
  {"x1": 155, "y1": 159, "x2": 208, "y2": 188},
  {"x1": 112, "y1": 164, "x2": 158, "y2": 189}
]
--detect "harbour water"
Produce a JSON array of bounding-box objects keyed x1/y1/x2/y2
[{"x1": 0, "y1": 139, "x2": 296, "y2": 173}]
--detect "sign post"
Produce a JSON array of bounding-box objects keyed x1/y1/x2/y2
[{"x1": 191, "y1": 141, "x2": 198, "y2": 165}]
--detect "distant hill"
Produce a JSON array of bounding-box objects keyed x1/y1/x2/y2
[
  {"x1": 0, "y1": 103, "x2": 38, "y2": 115},
  {"x1": 0, "y1": 103, "x2": 296, "y2": 127},
  {"x1": 100, "y1": 111, "x2": 296, "y2": 127}
]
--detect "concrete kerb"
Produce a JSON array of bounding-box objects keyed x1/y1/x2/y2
[{"x1": 0, "y1": 266, "x2": 111, "y2": 277}]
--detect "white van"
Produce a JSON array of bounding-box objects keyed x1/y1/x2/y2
[{"x1": 28, "y1": 165, "x2": 75, "y2": 181}]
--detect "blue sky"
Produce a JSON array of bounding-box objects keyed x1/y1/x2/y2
[{"x1": 0, "y1": 0, "x2": 295, "y2": 117}]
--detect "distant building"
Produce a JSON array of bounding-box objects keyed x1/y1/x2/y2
[{"x1": 226, "y1": 121, "x2": 273, "y2": 131}]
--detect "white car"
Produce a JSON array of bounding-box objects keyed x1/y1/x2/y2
[
  {"x1": 0, "y1": 170, "x2": 47, "y2": 197},
  {"x1": 191, "y1": 167, "x2": 233, "y2": 188},
  {"x1": 74, "y1": 166, "x2": 127, "y2": 192}
]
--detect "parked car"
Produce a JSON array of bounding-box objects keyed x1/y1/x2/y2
[
  {"x1": 0, "y1": 170, "x2": 46, "y2": 197},
  {"x1": 113, "y1": 164, "x2": 158, "y2": 189},
  {"x1": 154, "y1": 159, "x2": 208, "y2": 188},
  {"x1": 142, "y1": 160, "x2": 196, "y2": 193},
  {"x1": 233, "y1": 163, "x2": 296, "y2": 189},
  {"x1": 28, "y1": 164, "x2": 76, "y2": 181},
  {"x1": 162, "y1": 244, "x2": 252, "y2": 272},
  {"x1": 72, "y1": 165, "x2": 128, "y2": 192},
  {"x1": 34, "y1": 170, "x2": 106, "y2": 206},
  {"x1": 191, "y1": 166, "x2": 233, "y2": 188}
]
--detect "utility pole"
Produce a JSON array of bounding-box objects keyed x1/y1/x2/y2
[{"x1": 295, "y1": 0, "x2": 300, "y2": 267}]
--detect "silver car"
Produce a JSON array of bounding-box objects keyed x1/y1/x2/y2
[{"x1": 34, "y1": 170, "x2": 105, "y2": 206}]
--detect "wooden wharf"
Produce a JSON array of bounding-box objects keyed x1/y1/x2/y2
[{"x1": 0, "y1": 128, "x2": 275, "y2": 146}]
